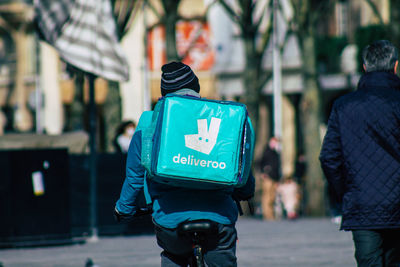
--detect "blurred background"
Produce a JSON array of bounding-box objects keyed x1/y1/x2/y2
[{"x1": 0, "y1": 0, "x2": 397, "y2": 247}]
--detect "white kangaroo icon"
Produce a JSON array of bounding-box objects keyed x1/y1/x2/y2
[{"x1": 184, "y1": 117, "x2": 221, "y2": 155}]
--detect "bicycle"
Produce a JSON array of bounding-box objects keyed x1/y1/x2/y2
[{"x1": 177, "y1": 220, "x2": 218, "y2": 267}]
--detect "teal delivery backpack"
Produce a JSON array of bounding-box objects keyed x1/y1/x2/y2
[{"x1": 140, "y1": 94, "x2": 254, "y2": 189}]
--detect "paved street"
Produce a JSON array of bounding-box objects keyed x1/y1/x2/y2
[{"x1": 0, "y1": 217, "x2": 355, "y2": 267}]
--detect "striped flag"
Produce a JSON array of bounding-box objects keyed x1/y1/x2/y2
[
  {"x1": 34, "y1": 0, "x2": 129, "y2": 82},
  {"x1": 34, "y1": 0, "x2": 75, "y2": 44}
]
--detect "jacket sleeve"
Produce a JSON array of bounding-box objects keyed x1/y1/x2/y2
[
  {"x1": 319, "y1": 104, "x2": 345, "y2": 199},
  {"x1": 115, "y1": 130, "x2": 145, "y2": 215}
]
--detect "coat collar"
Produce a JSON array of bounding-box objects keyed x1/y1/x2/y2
[
  {"x1": 172, "y1": 88, "x2": 201, "y2": 98},
  {"x1": 358, "y1": 71, "x2": 400, "y2": 91}
]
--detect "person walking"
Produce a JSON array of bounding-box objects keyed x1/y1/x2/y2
[
  {"x1": 259, "y1": 137, "x2": 281, "y2": 220},
  {"x1": 320, "y1": 40, "x2": 400, "y2": 266},
  {"x1": 113, "y1": 120, "x2": 136, "y2": 153},
  {"x1": 114, "y1": 61, "x2": 255, "y2": 267},
  {"x1": 276, "y1": 176, "x2": 300, "y2": 220}
]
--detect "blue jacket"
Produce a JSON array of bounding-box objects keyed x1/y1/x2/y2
[
  {"x1": 320, "y1": 71, "x2": 400, "y2": 230},
  {"x1": 116, "y1": 130, "x2": 255, "y2": 229}
]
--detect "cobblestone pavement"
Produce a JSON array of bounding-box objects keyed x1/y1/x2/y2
[{"x1": 0, "y1": 217, "x2": 355, "y2": 267}]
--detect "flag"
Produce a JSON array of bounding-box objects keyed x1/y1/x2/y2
[
  {"x1": 34, "y1": 0, "x2": 129, "y2": 82},
  {"x1": 34, "y1": 0, "x2": 75, "y2": 44}
]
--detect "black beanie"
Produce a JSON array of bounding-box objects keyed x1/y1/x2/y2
[{"x1": 160, "y1": 62, "x2": 200, "y2": 96}]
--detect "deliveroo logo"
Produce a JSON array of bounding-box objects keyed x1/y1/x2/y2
[
  {"x1": 172, "y1": 117, "x2": 226, "y2": 170},
  {"x1": 184, "y1": 117, "x2": 221, "y2": 155}
]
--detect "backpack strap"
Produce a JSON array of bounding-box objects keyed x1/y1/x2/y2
[
  {"x1": 143, "y1": 171, "x2": 152, "y2": 205},
  {"x1": 141, "y1": 101, "x2": 164, "y2": 173}
]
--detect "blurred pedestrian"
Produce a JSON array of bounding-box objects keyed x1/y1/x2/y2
[
  {"x1": 113, "y1": 120, "x2": 136, "y2": 153},
  {"x1": 320, "y1": 40, "x2": 400, "y2": 266},
  {"x1": 293, "y1": 152, "x2": 306, "y2": 216},
  {"x1": 276, "y1": 176, "x2": 300, "y2": 220},
  {"x1": 293, "y1": 153, "x2": 306, "y2": 184},
  {"x1": 259, "y1": 137, "x2": 281, "y2": 220}
]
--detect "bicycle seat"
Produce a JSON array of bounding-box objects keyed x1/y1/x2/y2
[{"x1": 177, "y1": 220, "x2": 218, "y2": 235}]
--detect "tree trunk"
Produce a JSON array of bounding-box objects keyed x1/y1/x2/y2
[
  {"x1": 162, "y1": 0, "x2": 180, "y2": 62},
  {"x1": 103, "y1": 81, "x2": 121, "y2": 152},
  {"x1": 68, "y1": 71, "x2": 85, "y2": 131},
  {"x1": 390, "y1": 0, "x2": 400, "y2": 46},
  {"x1": 243, "y1": 36, "x2": 261, "y2": 132},
  {"x1": 300, "y1": 34, "x2": 325, "y2": 216},
  {"x1": 164, "y1": 15, "x2": 179, "y2": 61}
]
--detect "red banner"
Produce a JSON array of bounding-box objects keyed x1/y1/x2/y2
[{"x1": 147, "y1": 21, "x2": 214, "y2": 71}]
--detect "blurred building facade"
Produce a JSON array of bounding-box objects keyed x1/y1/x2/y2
[{"x1": 0, "y1": 0, "x2": 391, "y2": 165}]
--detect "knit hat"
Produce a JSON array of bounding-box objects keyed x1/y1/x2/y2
[{"x1": 160, "y1": 62, "x2": 200, "y2": 96}]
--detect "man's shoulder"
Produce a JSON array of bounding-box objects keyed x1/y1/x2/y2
[
  {"x1": 334, "y1": 85, "x2": 400, "y2": 111},
  {"x1": 129, "y1": 130, "x2": 142, "y2": 150},
  {"x1": 333, "y1": 91, "x2": 358, "y2": 107}
]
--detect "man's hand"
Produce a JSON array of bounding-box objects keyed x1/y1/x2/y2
[{"x1": 113, "y1": 207, "x2": 133, "y2": 223}]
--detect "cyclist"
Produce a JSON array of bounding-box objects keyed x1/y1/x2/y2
[{"x1": 114, "y1": 61, "x2": 255, "y2": 267}]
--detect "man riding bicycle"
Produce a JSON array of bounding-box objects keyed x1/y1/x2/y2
[{"x1": 114, "y1": 62, "x2": 255, "y2": 267}]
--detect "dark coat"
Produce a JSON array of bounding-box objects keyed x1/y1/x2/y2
[
  {"x1": 259, "y1": 146, "x2": 281, "y2": 182},
  {"x1": 320, "y1": 71, "x2": 400, "y2": 230}
]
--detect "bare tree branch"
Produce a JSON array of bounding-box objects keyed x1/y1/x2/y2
[
  {"x1": 253, "y1": 0, "x2": 272, "y2": 33},
  {"x1": 217, "y1": 0, "x2": 242, "y2": 26},
  {"x1": 121, "y1": 1, "x2": 143, "y2": 37},
  {"x1": 294, "y1": 0, "x2": 308, "y2": 31},
  {"x1": 113, "y1": 0, "x2": 143, "y2": 39},
  {"x1": 364, "y1": 0, "x2": 384, "y2": 25},
  {"x1": 179, "y1": 23, "x2": 206, "y2": 61},
  {"x1": 256, "y1": 26, "x2": 292, "y2": 91},
  {"x1": 257, "y1": 11, "x2": 273, "y2": 54},
  {"x1": 179, "y1": 15, "x2": 207, "y2": 23},
  {"x1": 0, "y1": 15, "x2": 12, "y2": 32},
  {"x1": 144, "y1": 0, "x2": 162, "y2": 20}
]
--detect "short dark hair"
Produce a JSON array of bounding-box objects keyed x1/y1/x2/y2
[{"x1": 362, "y1": 40, "x2": 398, "y2": 73}]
